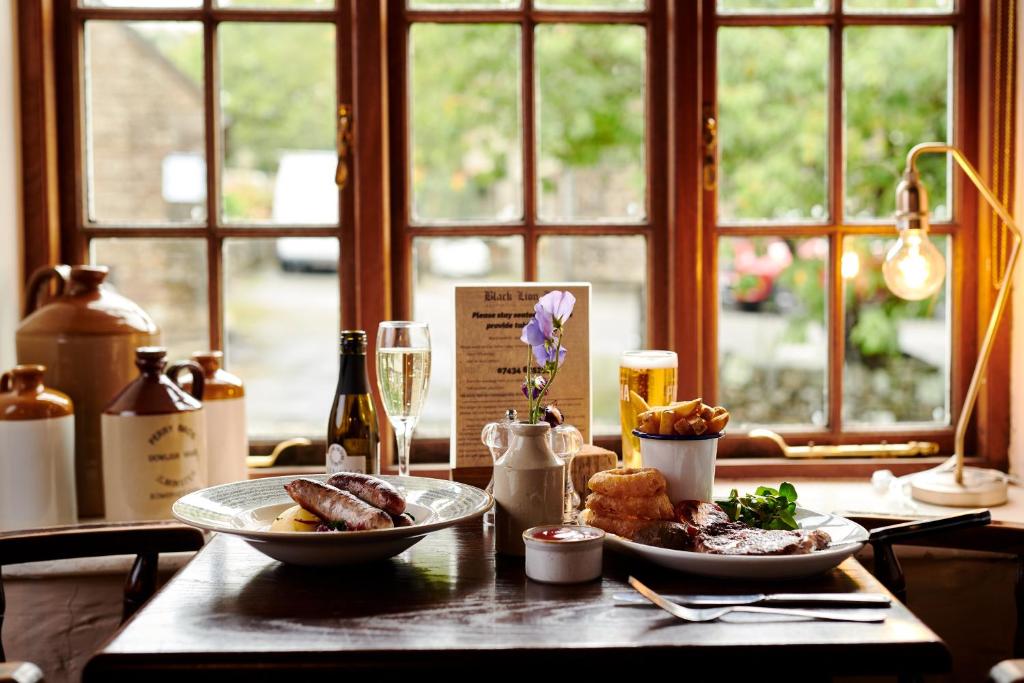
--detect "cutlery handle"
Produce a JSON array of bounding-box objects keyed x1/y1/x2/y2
[
  {"x1": 734, "y1": 606, "x2": 886, "y2": 623},
  {"x1": 765, "y1": 593, "x2": 891, "y2": 606},
  {"x1": 868, "y1": 509, "x2": 991, "y2": 544}
]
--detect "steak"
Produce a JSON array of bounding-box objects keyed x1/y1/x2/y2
[{"x1": 673, "y1": 500, "x2": 831, "y2": 556}]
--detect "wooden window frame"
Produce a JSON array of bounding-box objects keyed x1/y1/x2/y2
[
  {"x1": 16, "y1": 0, "x2": 1014, "y2": 478},
  {"x1": 386, "y1": 0, "x2": 670, "y2": 463},
  {"x1": 705, "y1": 1, "x2": 976, "y2": 460}
]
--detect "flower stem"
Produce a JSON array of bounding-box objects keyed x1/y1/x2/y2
[{"x1": 533, "y1": 335, "x2": 561, "y2": 417}]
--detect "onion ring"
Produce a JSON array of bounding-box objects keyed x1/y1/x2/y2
[
  {"x1": 585, "y1": 492, "x2": 674, "y2": 521},
  {"x1": 587, "y1": 467, "x2": 667, "y2": 497},
  {"x1": 579, "y1": 509, "x2": 656, "y2": 538}
]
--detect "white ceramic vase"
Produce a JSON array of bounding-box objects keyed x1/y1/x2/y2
[{"x1": 492, "y1": 422, "x2": 565, "y2": 556}]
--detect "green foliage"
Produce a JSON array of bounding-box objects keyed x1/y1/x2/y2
[
  {"x1": 142, "y1": 22, "x2": 335, "y2": 174},
  {"x1": 717, "y1": 482, "x2": 800, "y2": 531},
  {"x1": 844, "y1": 26, "x2": 950, "y2": 219},
  {"x1": 718, "y1": 26, "x2": 829, "y2": 221}
]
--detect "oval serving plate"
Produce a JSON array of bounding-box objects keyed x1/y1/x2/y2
[
  {"x1": 173, "y1": 474, "x2": 492, "y2": 567},
  {"x1": 604, "y1": 507, "x2": 869, "y2": 580}
]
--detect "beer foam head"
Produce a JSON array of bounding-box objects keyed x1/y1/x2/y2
[{"x1": 620, "y1": 350, "x2": 678, "y2": 369}]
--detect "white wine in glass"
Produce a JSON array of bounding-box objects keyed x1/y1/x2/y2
[{"x1": 376, "y1": 322, "x2": 431, "y2": 477}]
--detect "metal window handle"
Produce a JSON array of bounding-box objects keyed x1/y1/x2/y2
[
  {"x1": 702, "y1": 110, "x2": 717, "y2": 191},
  {"x1": 336, "y1": 104, "x2": 353, "y2": 189}
]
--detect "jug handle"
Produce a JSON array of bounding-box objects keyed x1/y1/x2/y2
[
  {"x1": 24, "y1": 265, "x2": 71, "y2": 316},
  {"x1": 166, "y1": 361, "x2": 205, "y2": 402},
  {"x1": 550, "y1": 424, "x2": 584, "y2": 457},
  {"x1": 0, "y1": 371, "x2": 11, "y2": 393}
]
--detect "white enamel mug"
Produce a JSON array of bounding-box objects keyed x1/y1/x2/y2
[{"x1": 635, "y1": 430, "x2": 724, "y2": 503}]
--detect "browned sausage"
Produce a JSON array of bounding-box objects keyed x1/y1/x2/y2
[
  {"x1": 327, "y1": 472, "x2": 406, "y2": 516},
  {"x1": 284, "y1": 478, "x2": 393, "y2": 531},
  {"x1": 390, "y1": 512, "x2": 415, "y2": 528}
]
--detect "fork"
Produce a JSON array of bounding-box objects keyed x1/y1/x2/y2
[{"x1": 627, "y1": 576, "x2": 886, "y2": 623}]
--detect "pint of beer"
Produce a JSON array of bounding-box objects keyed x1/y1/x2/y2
[{"x1": 618, "y1": 350, "x2": 678, "y2": 468}]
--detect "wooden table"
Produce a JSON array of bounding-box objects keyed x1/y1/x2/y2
[{"x1": 85, "y1": 521, "x2": 950, "y2": 680}]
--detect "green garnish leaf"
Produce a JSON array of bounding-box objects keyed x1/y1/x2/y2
[{"x1": 716, "y1": 482, "x2": 801, "y2": 531}]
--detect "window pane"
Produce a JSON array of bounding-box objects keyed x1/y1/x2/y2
[
  {"x1": 219, "y1": 23, "x2": 337, "y2": 225},
  {"x1": 409, "y1": 24, "x2": 522, "y2": 223},
  {"x1": 90, "y1": 238, "x2": 209, "y2": 361},
  {"x1": 536, "y1": 24, "x2": 646, "y2": 223},
  {"x1": 718, "y1": 0, "x2": 829, "y2": 11},
  {"x1": 224, "y1": 238, "x2": 340, "y2": 438},
  {"x1": 82, "y1": 0, "x2": 200, "y2": 7},
  {"x1": 845, "y1": 0, "x2": 951, "y2": 12},
  {"x1": 537, "y1": 235, "x2": 646, "y2": 433},
  {"x1": 717, "y1": 27, "x2": 828, "y2": 223},
  {"x1": 845, "y1": 27, "x2": 951, "y2": 221},
  {"x1": 718, "y1": 236, "x2": 828, "y2": 426},
  {"x1": 85, "y1": 21, "x2": 205, "y2": 224},
  {"x1": 535, "y1": 0, "x2": 645, "y2": 10},
  {"x1": 217, "y1": 0, "x2": 331, "y2": 7},
  {"x1": 409, "y1": 0, "x2": 520, "y2": 8},
  {"x1": 842, "y1": 235, "x2": 950, "y2": 424},
  {"x1": 412, "y1": 236, "x2": 524, "y2": 437}
]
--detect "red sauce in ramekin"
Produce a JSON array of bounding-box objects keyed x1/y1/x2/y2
[{"x1": 531, "y1": 526, "x2": 600, "y2": 542}]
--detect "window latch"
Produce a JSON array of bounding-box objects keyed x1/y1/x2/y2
[
  {"x1": 702, "y1": 109, "x2": 717, "y2": 191},
  {"x1": 336, "y1": 104, "x2": 353, "y2": 189}
]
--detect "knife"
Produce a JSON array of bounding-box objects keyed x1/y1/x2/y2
[{"x1": 613, "y1": 592, "x2": 891, "y2": 607}]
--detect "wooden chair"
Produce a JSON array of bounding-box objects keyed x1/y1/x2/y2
[
  {"x1": 851, "y1": 513, "x2": 1024, "y2": 683},
  {"x1": 0, "y1": 521, "x2": 206, "y2": 676}
]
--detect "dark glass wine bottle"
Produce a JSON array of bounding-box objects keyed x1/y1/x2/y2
[{"x1": 327, "y1": 330, "x2": 379, "y2": 475}]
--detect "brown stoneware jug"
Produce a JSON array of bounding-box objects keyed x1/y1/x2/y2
[
  {"x1": 0, "y1": 365, "x2": 76, "y2": 530},
  {"x1": 180, "y1": 351, "x2": 247, "y2": 486},
  {"x1": 16, "y1": 265, "x2": 160, "y2": 518},
  {"x1": 101, "y1": 348, "x2": 207, "y2": 522}
]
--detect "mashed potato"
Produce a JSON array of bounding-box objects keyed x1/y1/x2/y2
[{"x1": 270, "y1": 504, "x2": 321, "y2": 532}]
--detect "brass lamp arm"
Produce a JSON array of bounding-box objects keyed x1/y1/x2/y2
[{"x1": 906, "y1": 143, "x2": 1022, "y2": 483}]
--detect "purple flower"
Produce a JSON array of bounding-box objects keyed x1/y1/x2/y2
[
  {"x1": 532, "y1": 340, "x2": 567, "y2": 368},
  {"x1": 535, "y1": 291, "x2": 576, "y2": 338},
  {"x1": 520, "y1": 317, "x2": 546, "y2": 347},
  {"x1": 521, "y1": 375, "x2": 546, "y2": 400},
  {"x1": 542, "y1": 405, "x2": 564, "y2": 428}
]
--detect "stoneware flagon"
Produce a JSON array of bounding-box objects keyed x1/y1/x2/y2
[
  {"x1": 0, "y1": 365, "x2": 77, "y2": 530},
  {"x1": 101, "y1": 347, "x2": 207, "y2": 522},
  {"x1": 16, "y1": 265, "x2": 159, "y2": 517},
  {"x1": 181, "y1": 351, "x2": 247, "y2": 486},
  {"x1": 492, "y1": 422, "x2": 565, "y2": 556}
]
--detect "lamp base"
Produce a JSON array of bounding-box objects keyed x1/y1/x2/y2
[{"x1": 910, "y1": 466, "x2": 1009, "y2": 507}]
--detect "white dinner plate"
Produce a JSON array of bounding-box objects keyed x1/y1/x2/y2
[
  {"x1": 173, "y1": 474, "x2": 492, "y2": 567},
  {"x1": 604, "y1": 507, "x2": 869, "y2": 580}
]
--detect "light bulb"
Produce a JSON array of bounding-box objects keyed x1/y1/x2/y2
[{"x1": 882, "y1": 229, "x2": 946, "y2": 300}]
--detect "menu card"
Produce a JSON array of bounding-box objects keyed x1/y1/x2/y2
[{"x1": 451, "y1": 283, "x2": 591, "y2": 469}]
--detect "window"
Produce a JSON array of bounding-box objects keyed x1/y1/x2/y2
[
  {"x1": 27, "y1": 0, "x2": 1005, "y2": 471},
  {"x1": 389, "y1": 2, "x2": 666, "y2": 444},
  {"x1": 64, "y1": 1, "x2": 348, "y2": 441},
  {"x1": 707, "y1": 0, "x2": 969, "y2": 457}
]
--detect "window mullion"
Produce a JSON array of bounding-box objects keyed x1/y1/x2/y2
[
  {"x1": 202, "y1": 1, "x2": 222, "y2": 350},
  {"x1": 828, "y1": 8, "x2": 844, "y2": 436},
  {"x1": 522, "y1": 8, "x2": 537, "y2": 282}
]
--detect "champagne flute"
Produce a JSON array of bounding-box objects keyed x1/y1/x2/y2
[{"x1": 375, "y1": 322, "x2": 431, "y2": 477}]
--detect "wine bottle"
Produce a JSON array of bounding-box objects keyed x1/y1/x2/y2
[{"x1": 327, "y1": 331, "x2": 379, "y2": 475}]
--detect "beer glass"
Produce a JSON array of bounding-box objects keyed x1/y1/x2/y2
[{"x1": 618, "y1": 350, "x2": 678, "y2": 468}]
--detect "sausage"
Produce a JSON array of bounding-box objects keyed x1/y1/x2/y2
[
  {"x1": 390, "y1": 512, "x2": 415, "y2": 528},
  {"x1": 284, "y1": 478, "x2": 393, "y2": 531},
  {"x1": 327, "y1": 472, "x2": 406, "y2": 516}
]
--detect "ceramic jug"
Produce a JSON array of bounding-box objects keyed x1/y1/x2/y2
[
  {"x1": 101, "y1": 348, "x2": 206, "y2": 522},
  {"x1": 16, "y1": 265, "x2": 159, "y2": 517},
  {"x1": 181, "y1": 351, "x2": 247, "y2": 486},
  {"x1": 0, "y1": 365, "x2": 76, "y2": 530},
  {"x1": 491, "y1": 422, "x2": 578, "y2": 556}
]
